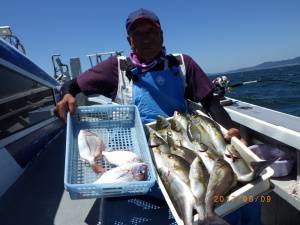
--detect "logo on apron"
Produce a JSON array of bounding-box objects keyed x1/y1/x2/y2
[{"x1": 155, "y1": 75, "x2": 165, "y2": 86}]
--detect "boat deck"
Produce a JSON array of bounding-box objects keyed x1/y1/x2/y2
[{"x1": 226, "y1": 99, "x2": 300, "y2": 133}]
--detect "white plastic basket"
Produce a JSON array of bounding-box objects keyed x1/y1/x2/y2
[{"x1": 64, "y1": 105, "x2": 156, "y2": 199}]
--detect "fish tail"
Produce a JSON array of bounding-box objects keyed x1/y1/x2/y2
[
  {"x1": 180, "y1": 201, "x2": 194, "y2": 225},
  {"x1": 92, "y1": 163, "x2": 105, "y2": 173},
  {"x1": 194, "y1": 204, "x2": 206, "y2": 224},
  {"x1": 250, "y1": 156, "x2": 280, "y2": 179}
]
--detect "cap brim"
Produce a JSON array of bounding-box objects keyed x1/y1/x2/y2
[{"x1": 127, "y1": 17, "x2": 160, "y2": 32}]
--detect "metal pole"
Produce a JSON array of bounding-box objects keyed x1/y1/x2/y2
[{"x1": 88, "y1": 55, "x2": 94, "y2": 68}]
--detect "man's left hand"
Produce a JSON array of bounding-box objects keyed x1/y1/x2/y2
[{"x1": 224, "y1": 128, "x2": 248, "y2": 146}]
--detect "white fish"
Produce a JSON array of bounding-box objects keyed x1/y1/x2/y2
[
  {"x1": 159, "y1": 165, "x2": 196, "y2": 225},
  {"x1": 78, "y1": 130, "x2": 105, "y2": 173},
  {"x1": 94, "y1": 162, "x2": 148, "y2": 184},
  {"x1": 102, "y1": 150, "x2": 141, "y2": 166}
]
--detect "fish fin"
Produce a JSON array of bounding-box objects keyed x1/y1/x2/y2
[
  {"x1": 154, "y1": 131, "x2": 168, "y2": 144},
  {"x1": 156, "y1": 115, "x2": 170, "y2": 130},
  {"x1": 198, "y1": 143, "x2": 209, "y2": 152},
  {"x1": 250, "y1": 156, "x2": 279, "y2": 178},
  {"x1": 187, "y1": 122, "x2": 196, "y2": 142},
  {"x1": 94, "y1": 154, "x2": 102, "y2": 160},
  {"x1": 170, "y1": 119, "x2": 181, "y2": 132},
  {"x1": 225, "y1": 145, "x2": 241, "y2": 160},
  {"x1": 175, "y1": 144, "x2": 194, "y2": 152},
  {"x1": 149, "y1": 144, "x2": 160, "y2": 148},
  {"x1": 207, "y1": 215, "x2": 231, "y2": 225},
  {"x1": 92, "y1": 164, "x2": 105, "y2": 173}
]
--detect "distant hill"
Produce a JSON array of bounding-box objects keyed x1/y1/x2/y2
[{"x1": 227, "y1": 56, "x2": 300, "y2": 73}]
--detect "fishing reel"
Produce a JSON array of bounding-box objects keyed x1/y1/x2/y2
[{"x1": 212, "y1": 75, "x2": 232, "y2": 97}]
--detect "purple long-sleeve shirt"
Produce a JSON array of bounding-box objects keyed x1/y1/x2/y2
[
  {"x1": 61, "y1": 54, "x2": 236, "y2": 129},
  {"x1": 76, "y1": 54, "x2": 215, "y2": 102}
]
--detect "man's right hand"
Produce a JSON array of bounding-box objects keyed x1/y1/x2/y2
[{"x1": 54, "y1": 94, "x2": 76, "y2": 123}]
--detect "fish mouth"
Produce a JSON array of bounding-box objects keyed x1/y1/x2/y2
[
  {"x1": 134, "y1": 165, "x2": 148, "y2": 181},
  {"x1": 149, "y1": 144, "x2": 160, "y2": 148}
]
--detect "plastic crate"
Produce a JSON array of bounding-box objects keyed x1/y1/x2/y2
[
  {"x1": 64, "y1": 105, "x2": 156, "y2": 199},
  {"x1": 147, "y1": 114, "x2": 274, "y2": 225}
]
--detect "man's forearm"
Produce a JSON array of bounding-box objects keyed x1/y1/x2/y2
[
  {"x1": 60, "y1": 78, "x2": 81, "y2": 97},
  {"x1": 200, "y1": 92, "x2": 235, "y2": 129}
]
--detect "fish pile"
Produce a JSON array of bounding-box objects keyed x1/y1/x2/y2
[
  {"x1": 148, "y1": 111, "x2": 276, "y2": 225},
  {"x1": 78, "y1": 129, "x2": 147, "y2": 184}
]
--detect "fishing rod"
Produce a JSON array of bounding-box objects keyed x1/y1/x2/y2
[
  {"x1": 229, "y1": 78, "x2": 300, "y2": 88},
  {"x1": 213, "y1": 76, "x2": 300, "y2": 98},
  {"x1": 229, "y1": 79, "x2": 262, "y2": 87}
]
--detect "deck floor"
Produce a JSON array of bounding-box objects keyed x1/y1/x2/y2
[{"x1": 0, "y1": 131, "x2": 98, "y2": 225}]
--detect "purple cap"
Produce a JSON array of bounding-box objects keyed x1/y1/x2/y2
[{"x1": 126, "y1": 8, "x2": 161, "y2": 33}]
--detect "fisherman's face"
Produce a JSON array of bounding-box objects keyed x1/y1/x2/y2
[{"x1": 127, "y1": 20, "x2": 163, "y2": 62}]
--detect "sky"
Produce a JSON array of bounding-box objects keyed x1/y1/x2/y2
[{"x1": 2, "y1": 0, "x2": 300, "y2": 75}]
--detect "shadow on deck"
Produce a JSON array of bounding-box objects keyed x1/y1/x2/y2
[{"x1": 0, "y1": 131, "x2": 100, "y2": 225}]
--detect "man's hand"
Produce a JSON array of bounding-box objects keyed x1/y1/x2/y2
[
  {"x1": 54, "y1": 94, "x2": 76, "y2": 123},
  {"x1": 224, "y1": 128, "x2": 248, "y2": 146}
]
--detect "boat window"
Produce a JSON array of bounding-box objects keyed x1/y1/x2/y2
[{"x1": 0, "y1": 65, "x2": 55, "y2": 139}]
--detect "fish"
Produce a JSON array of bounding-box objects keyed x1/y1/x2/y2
[
  {"x1": 166, "y1": 128, "x2": 196, "y2": 163},
  {"x1": 189, "y1": 113, "x2": 226, "y2": 155},
  {"x1": 225, "y1": 144, "x2": 279, "y2": 182},
  {"x1": 102, "y1": 150, "x2": 141, "y2": 166},
  {"x1": 187, "y1": 119, "x2": 215, "y2": 151},
  {"x1": 171, "y1": 111, "x2": 189, "y2": 133},
  {"x1": 171, "y1": 111, "x2": 196, "y2": 149},
  {"x1": 148, "y1": 127, "x2": 170, "y2": 154},
  {"x1": 189, "y1": 156, "x2": 208, "y2": 223},
  {"x1": 189, "y1": 113, "x2": 274, "y2": 182},
  {"x1": 205, "y1": 158, "x2": 237, "y2": 225},
  {"x1": 160, "y1": 153, "x2": 190, "y2": 184},
  {"x1": 185, "y1": 140, "x2": 235, "y2": 224},
  {"x1": 150, "y1": 132, "x2": 190, "y2": 184},
  {"x1": 78, "y1": 130, "x2": 105, "y2": 173},
  {"x1": 186, "y1": 125, "x2": 221, "y2": 173},
  {"x1": 159, "y1": 165, "x2": 196, "y2": 225},
  {"x1": 155, "y1": 115, "x2": 170, "y2": 130},
  {"x1": 94, "y1": 162, "x2": 148, "y2": 184},
  {"x1": 196, "y1": 144, "x2": 221, "y2": 174}
]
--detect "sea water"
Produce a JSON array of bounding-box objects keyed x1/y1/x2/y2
[{"x1": 210, "y1": 65, "x2": 300, "y2": 117}]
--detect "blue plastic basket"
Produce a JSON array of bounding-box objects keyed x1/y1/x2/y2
[{"x1": 64, "y1": 105, "x2": 156, "y2": 199}]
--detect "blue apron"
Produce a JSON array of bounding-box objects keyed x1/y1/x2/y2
[{"x1": 132, "y1": 66, "x2": 186, "y2": 124}]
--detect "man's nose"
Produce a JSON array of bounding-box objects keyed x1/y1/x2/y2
[
  {"x1": 142, "y1": 38, "x2": 151, "y2": 44},
  {"x1": 141, "y1": 36, "x2": 152, "y2": 44}
]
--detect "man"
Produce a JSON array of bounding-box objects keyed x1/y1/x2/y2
[
  {"x1": 55, "y1": 8, "x2": 242, "y2": 141},
  {"x1": 55, "y1": 8, "x2": 251, "y2": 225}
]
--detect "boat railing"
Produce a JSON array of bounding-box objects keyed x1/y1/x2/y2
[
  {"x1": 0, "y1": 26, "x2": 26, "y2": 54},
  {"x1": 86, "y1": 51, "x2": 123, "y2": 68},
  {"x1": 51, "y1": 54, "x2": 72, "y2": 84}
]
